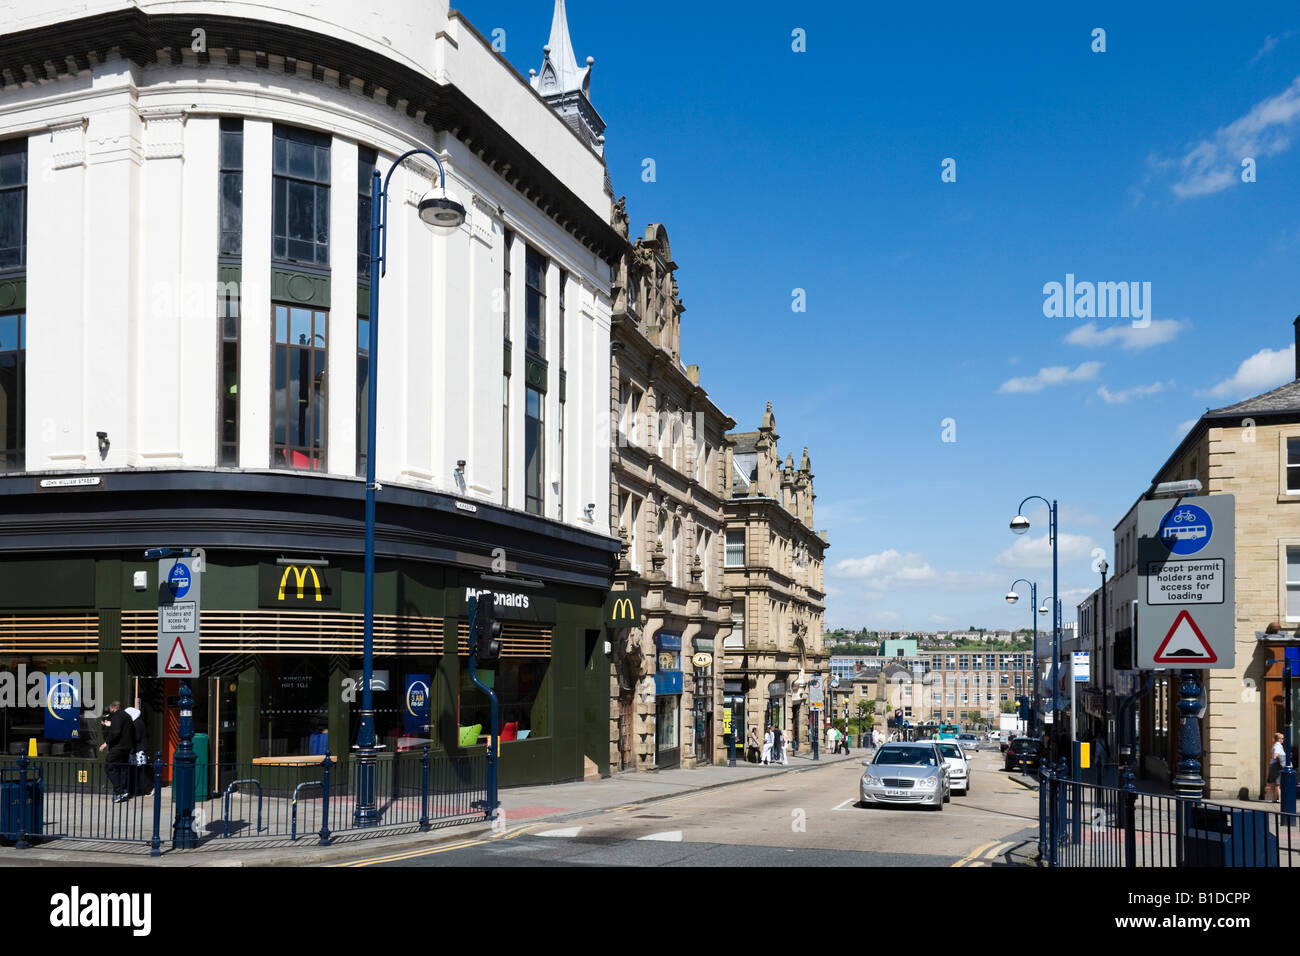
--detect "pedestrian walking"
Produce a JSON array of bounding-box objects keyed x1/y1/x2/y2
[
  {"x1": 762, "y1": 727, "x2": 773, "y2": 764},
  {"x1": 1267, "y1": 732, "x2": 1285, "y2": 803},
  {"x1": 98, "y1": 701, "x2": 134, "y2": 802},
  {"x1": 828, "y1": 724, "x2": 839, "y2": 754},
  {"x1": 747, "y1": 727, "x2": 761, "y2": 764},
  {"x1": 778, "y1": 727, "x2": 788, "y2": 765},
  {"x1": 124, "y1": 705, "x2": 153, "y2": 797}
]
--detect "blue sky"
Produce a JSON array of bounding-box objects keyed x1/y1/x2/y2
[{"x1": 469, "y1": 1, "x2": 1300, "y2": 631}]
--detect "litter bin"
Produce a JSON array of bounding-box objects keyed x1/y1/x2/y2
[
  {"x1": 1183, "y1": 805, "x2": 1230, "y2": 866},
  {"x1": 193, "y1": 733, "x2": 210, "y2": 801},
  {"x1": 1181, "y1": 805, "x2": 1278, "y2": 866},
  {"x1": 1225, "y1": 809, "x2": 1278, "y2": 867},
  {"x1": 0, "y1": 766, "x2": 43, "y2": 843}
]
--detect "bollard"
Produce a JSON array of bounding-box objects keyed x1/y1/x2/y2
[
  {"x1": 150, "y1": 752, "x2": 163, "y2": 857},
  {"x1": 419, "y1": 746, "x2": 431, "y2": 831},
  {"x1": 318, "y1": 752, "x2": 332, "y2": 846},
  {"x1": 1122, "y1": 765, "x2": 1137, "y2": 868}
]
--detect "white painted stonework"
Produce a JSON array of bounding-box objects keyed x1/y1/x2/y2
[{"x1": 0, "y1": 0, "x2": 614, "y2": 536}]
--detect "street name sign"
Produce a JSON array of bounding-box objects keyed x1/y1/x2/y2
[
  {"x1": 1137, "y1": 494, "x2": 1234, "y2": 669},
  {"x1": 157, "y1": 556, "x2": 200, "y2": 678}
]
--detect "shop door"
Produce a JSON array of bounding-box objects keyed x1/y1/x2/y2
[
  {"x1": 655, "y1": 694, "x2": 680, "y2": 770},
  {"x1": 694, "y1": 697, "x2": 712, "y2": 765}
]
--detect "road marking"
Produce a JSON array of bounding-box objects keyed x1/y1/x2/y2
[
  {"x1": 830, "y1": 798, "x2": 855, "y2": 812},
  {"x1": 327, "y1": 822, "x2": 540, "y2": 867},
  {"x1": 985, "y1": 841, "x2": 1012, "y2": 859},
  {"x1": 537, "y1": 826, "x2": 583, "y2": 838},
  {"x1": 638, "y1": 830, "x2": 683, "y2": 842},
  {"x1": 950, "y1": 840, "x2": 997, "y2": 868}
]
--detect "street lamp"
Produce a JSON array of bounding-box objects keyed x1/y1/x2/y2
[
  {"x1": 1006, "y1": 579, "x2": 1039, "y2": 739},
  {"x1": 1011, "y1": 497, "x2": 1060, "y2": 767},
  {"x1": 356, "y1": 147, "x2": 465, "y2": 826}
]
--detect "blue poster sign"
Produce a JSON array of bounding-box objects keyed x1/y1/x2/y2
[
  {"x1": 1158, "y1": 504, "x2": 1213, "y2": 556},
  {"x1": 655, "y1": 632, "x2": 682, "y2": 696},
  {"x1": 404, "y1": 674, "x2": 431, "y2": 735},
  {"x1": 44, "y1": 673, "x2": 82, "y2": 740}
]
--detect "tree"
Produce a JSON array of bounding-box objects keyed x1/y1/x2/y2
[
  {"x1": 999, "y1": 700, "x2": 1017, "y2": 713},
  {"x1": 856, "y1": 699, "x2": 873, "y2": 729}
]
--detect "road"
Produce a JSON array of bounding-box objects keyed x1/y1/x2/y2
[{"x1": 329, "y1": 744, "x2": 1038, "y2": 867}]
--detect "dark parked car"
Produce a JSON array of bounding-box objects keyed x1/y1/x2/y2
[{"x1": 1004, "y1": 737, "x2": 1041, "y2": 772}]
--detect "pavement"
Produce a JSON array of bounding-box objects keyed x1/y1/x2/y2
[{"x1": 0, "y1": 746, "x2": 867, "y2": 867}]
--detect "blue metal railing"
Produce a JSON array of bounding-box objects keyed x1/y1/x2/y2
[
  {"x1": 1043, "y1": 770, "x2": 1297, "y2": 867},
  {"x1": 1, "y1": 747, "x2": 487, "y2": 852}
]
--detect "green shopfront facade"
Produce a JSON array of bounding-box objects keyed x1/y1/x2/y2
[{"x1": 0, "y1": 471, "x2": 617, "y2": 788}]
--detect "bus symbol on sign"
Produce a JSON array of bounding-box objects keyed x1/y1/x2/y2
[{"x1": 1158, "y1": 504, "x2": 1213, "y2": 556}]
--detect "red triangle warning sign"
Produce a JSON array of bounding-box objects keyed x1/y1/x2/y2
[
  {"x1": 1153, "y1": 610, "x2": 1218, "y2": 664},
  {"x1": 165, "y1": 637, "x2": 194, "y2": 674}
]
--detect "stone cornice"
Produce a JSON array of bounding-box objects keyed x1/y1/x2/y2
[{"x1": 0, "y1": 7, "x2": 626, "y2": 263}]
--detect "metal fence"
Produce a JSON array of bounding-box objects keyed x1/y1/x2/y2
[
  {"x1": 0, "y1": 749, "x2": 488, "y2": 852},
  {"x1": 1042, "y1": 767, "x2": 1297, "y2": 867}
]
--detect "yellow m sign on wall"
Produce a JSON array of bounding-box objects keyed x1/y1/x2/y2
[
  {"x1": 278, "y1": 565, "x2": 323, "y2": 601},
  {"x1": 604, "y1": 591, "x2": 641, "y2": 626},
  {"x1": 259, "y1": 563, "x2": 342, "y2": 609}
]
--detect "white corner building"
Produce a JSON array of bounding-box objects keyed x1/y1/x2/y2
[{"x1": 0, "y1": 0, "x2": 628, "y2": 786}]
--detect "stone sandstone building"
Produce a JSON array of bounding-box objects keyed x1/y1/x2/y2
[
  {"x1": 605, "y1": 217, "x2": 734, "y2": 771},
  {"x1": 720, "y1": 403, "x2": 828, "y2": 756}
]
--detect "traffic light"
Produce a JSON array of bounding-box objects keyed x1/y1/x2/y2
[
  {"x1": 1017, "y1": 695, "x2": 1030, "y2": 720},
  {"x1": 474, "y1": 592, "x2": 502, "y2": 663}
]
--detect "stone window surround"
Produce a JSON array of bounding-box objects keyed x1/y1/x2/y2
[
  {"x1": 1279, "y1": 428, "x2": 1300, "y2": 502},
  {"x1": 1279, "y1": 537, "x2": 1300, "y2": 623}
]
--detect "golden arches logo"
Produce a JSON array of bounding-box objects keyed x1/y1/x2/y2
[
  {"x1": 610, "y1": 597, "x2": 635, "y2": 621},
  {"x1": 278, "y1": 565, "x2": 323, "y2": 602}
]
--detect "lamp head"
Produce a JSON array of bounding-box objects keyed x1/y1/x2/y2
[
  {"x1": 1010, "y1": 515, "x2": 1030, "y2": 535},
  {"x1": 1038, "y1": 603, "x2": 1049, "y2": 615},
  {"x1": 1005, "y1": 591, "x2": 1019, "y2": 605},
  {"x1": 418, "y1": 187, "x2": 466, "y2": 231}
]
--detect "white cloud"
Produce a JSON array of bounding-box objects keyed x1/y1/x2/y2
[
  {"x1": 1251, "y1": 32, "x2": 1295, "y2": 65},
  {"x1": 831, "y1": 550, "x2": 1002, "y2": 593},
  {"x1": 1203, "y1": 343, "x2": 1295, "y2": 399},
  {"x1": 1065, "y1": 319, "x2": 1186, "y2": 351},
  {"x1": 1097, "y1": 380, "x2": 1174, "y2": 405},
  {"x1": 998, "y1": 362, "x2": 1102, "y2": 394},
  {"x1": 929, "y1": 614, "x2": 956, "y2": 625},
  {"x1": 1165, "y1": 76, "x2": 1300, "y2": 198},
  {"x1": 995, "y1": 532, "x2": 1098, "y2": 570},
  {"x1": 1173, "y1": 418, "x2": 1199, "y2": 441}
]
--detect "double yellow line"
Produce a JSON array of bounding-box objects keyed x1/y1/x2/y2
[
  {"x1": 951, "y1": 840, "x2": 996, "y2": 867},
  {"x1": 328, "y1": 822, "x2": 541, "y2": 867}
]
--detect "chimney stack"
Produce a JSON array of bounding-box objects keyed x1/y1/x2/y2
[{"x1": 1294, "y1": 315, "x2": 1300, "y2": 380}]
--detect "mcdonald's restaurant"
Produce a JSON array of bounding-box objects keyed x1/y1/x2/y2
[{"x1": 0, "y1": 471, "x2": 618, "y2": 788}]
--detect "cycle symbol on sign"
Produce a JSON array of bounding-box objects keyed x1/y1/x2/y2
[{"x1": 1172, "y1": 509, "x2": 1197, "y2": 524}]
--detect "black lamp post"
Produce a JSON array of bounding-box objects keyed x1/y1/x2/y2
[{"x1": 357, "y1": 147, "x2": 464, "y2": 826}]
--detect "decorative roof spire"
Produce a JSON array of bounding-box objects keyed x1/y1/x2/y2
[{"x1": 530, "y1": 1, "x2": 606, "y2": 151}]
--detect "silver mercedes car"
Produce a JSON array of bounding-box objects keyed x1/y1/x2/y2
[{"x1": 860, "y1": 742, "x2": 950, "y2": 810}]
